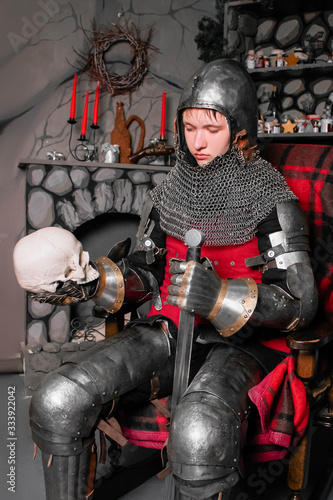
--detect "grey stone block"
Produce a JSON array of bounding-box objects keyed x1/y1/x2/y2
[
  {"x1": 43, "y1": 342, "x2": 61, "y2": 353},
  {"x1": 29, "y1": 351, "x2": 62, "y2": 373},
  {"x1": 79, "y1": 340, "x2": 96, "y2": 351},
  {"x1": 61, "y1": 342, "x2": 80, "y2": 351}
]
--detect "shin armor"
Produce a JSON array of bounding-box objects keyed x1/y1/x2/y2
[
  {"x1": 30, "y1": 324, "x2": 170, "y2": 500},
  {"x1": 168, "y1": 344, "x2": 262, "y2": 500}
]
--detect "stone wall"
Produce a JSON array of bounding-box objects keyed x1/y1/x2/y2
[
  {"x1": 23, "y1": 161, "x2": 169, "y2": 346},
  {"x1": 254, "y1": 10, "x2": 333, "y2": 118},
  {"x1": 224, "y1": 3, "x2": 333, "y2": 118},
  {"x1": 22, "y1": 339, "x2": 96, "y2": 394}
]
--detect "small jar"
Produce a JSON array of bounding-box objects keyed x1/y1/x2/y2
[
  {"x1": 265, "y1": 121, "x2": 273, "y2": 134},
  {"x1": 101, "y1": 143, "x2": 120, "y2": 163},
  {"x1": 256, "y1": 57, "x2": 264, "y2": 68},
  {"x1": 269, "y1": 56, "x2": 277, "y2": 67},
  {"x1": 276, "y1": 54, "x2": 284, "y2": 67},
  {"x1": 313, "y1": 120, "x2": 319, "y2": 133},
  {"x1": 320, "y1": 118, "x2": 333, "y2": 133},
  {"x1": 297, "y1": 120, "x2": 306, "y2": 133},
  {"x1": 246, "y1": 58, "x2": 255, "y2": 69},
  {"x1": 257, "y1": 119, "x2": 264, "y2": 133},
  {"x1": 270, "y1": 49, "x2": 284, "y2": 68}
]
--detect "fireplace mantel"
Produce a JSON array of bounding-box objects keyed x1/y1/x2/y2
[
  {"x1": 18, "y1": 158, "x2": 172, "y2": 172},
  {"x1": 19, "y1": 158, "x2": 171, "y2": 346}
]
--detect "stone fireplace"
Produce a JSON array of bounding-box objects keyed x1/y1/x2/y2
[{"x1": 19, "y1": 159, "x2": 170, "y2": 346}]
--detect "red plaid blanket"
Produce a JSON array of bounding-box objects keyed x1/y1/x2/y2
[
  {"x1": 247, "y1": 355, "x2": 309, "y2": 461},
  {"x1": 263, "y1": 143, "x2": 333, "y2": 320},
  {"x1": 245, "y1": 143, "x2": 333, "y2": 461},
  {"x1": 118, "y1": 397, "x2": 171, "y2": 449}
]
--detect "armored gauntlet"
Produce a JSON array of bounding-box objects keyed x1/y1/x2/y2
[{"x1": 167, "y1": 260, "x2": 258, "y2": 336}]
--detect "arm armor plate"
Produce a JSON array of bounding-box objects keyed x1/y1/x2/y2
[
  {"x1": 207, "y1": 277, "x2": 258, "y2": 337},
  {"x1": 92, "y1": 256, "x2": 154, "y2": 314},
  {"x1": 246, "y1": 201, "x2": 318, "y2": 331}
]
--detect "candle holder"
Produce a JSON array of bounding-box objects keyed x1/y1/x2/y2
[{"x1": 68, "y1": 121, "x2": 99, "y2": 162}]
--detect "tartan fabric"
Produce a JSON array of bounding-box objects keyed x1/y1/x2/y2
[
  {"x1": 247, "y1": 355, "x2": 309, "y2": 461},
  {"x1": 117, "y1": 397, "x2": 171, "y2": 449},
  {"x1": 262, "y1": 143, "x2": 333, "y2": 319},
  {"x1": 245, "y1": 143, "x2": 333, "y2": 461}
]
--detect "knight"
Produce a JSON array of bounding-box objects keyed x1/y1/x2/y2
[{"x1": 13, "y1": 59, "x2": 318, "y2": 500}]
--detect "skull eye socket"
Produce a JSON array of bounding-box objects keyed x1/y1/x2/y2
[
  {"x1": 55, "y1": 281, "x2": 64, "y2": 290},
  {"x1": 64, "y1": 267, "x2": 74, "y2": 279}
]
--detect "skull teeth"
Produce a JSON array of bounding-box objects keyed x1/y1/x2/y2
[{"x1": 77, "y1": 267, "x2": 99, "y2": 284}]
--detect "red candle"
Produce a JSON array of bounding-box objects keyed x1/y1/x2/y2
[
  {"x1": 81, "y1": 91, "x2": 89, "y2": 137},
  {"x1": 160, "y1": 91, "x2": 166, "y2": 139},
  {"x1": 92, "y1": 82, "x2": 100, "y2": 126},
  {"x1": 69, "y1": 74, "x2": 77, "y2": 120}
]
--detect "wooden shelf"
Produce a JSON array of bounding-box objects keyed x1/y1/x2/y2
[
  {"x1": 248, "y1": 62, "x2": 333, "y2": 81},
  {"x1": 258, "y1": 132, "x2": 333, "y2": 144}
]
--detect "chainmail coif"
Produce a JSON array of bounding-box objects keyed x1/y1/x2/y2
[{"x1": 150, "y1": 147, "x2": 297, "y2": 246}]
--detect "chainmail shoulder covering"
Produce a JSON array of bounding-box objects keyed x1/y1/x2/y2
[{"x1": 149, "y1": 147, "x2": 297, "y2": 246}]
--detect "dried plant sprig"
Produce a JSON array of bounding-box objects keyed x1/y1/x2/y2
[{"x1": 78, "y1": 19, "x2": 157, "y2": 96}]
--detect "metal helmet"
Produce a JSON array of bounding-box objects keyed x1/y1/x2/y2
[{"x1": 177, "y1": 58, "x2": 258, "y2": 154}]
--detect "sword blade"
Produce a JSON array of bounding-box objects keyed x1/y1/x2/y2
[
  {"x1": 165, "y1": 229, "x2": 205, "y2": 500},
  {"x1": 171, "y1": 308, "x2": 195, "y2": 411}
]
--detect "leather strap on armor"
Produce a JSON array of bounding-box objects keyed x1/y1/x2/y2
[{"x1": 149, "y1": 376, "x2": 160, "y2": 400}]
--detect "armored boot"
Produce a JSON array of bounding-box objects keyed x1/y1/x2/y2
[{"x1": 30, "y1": 324, "x2": 170, "y2": 500}]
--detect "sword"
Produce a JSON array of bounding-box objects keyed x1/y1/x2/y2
[{"x1": 165, "y1": 228, "x2": 205, "y2": 500}]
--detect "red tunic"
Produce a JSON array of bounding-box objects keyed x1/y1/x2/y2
[{"x1": 148, "y1": 234, "x2": 289, "y2": 353}]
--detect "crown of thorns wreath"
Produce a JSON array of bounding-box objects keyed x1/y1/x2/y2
[{"x1": 79, "y1": 21, "x2": 157, "y2": 96}]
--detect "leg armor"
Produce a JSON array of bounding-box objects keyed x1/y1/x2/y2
[
  {"x1": 29, "y1": 324, "x2": 170, "y2": 500},
  {"x1": 168, "y1": 344, "x2": 262, "y2": 500}
]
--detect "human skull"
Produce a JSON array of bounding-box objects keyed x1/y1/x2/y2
[{"x1": 13, "y1": 227, "x2": 99, "y2": 293}]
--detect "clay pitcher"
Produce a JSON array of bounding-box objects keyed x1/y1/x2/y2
[{"x1": 111, "y1": 101, "x2": 145, "y2": 164}]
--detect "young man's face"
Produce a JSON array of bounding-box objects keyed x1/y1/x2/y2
[{"x1": 182, "y1": 108, "x2": 230, "y2": 166}]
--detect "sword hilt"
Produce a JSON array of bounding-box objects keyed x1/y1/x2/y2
[{"x1": 184, "y1": 229, "x2": 205, "y2": 261}]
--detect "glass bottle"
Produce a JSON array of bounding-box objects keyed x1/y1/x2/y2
[
  {"x1": 110, "y1": 102, "x2": 131, "y2": 164},
  {"x1": 267, "y1": 86, "x2": 282, "y2": 121}
]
